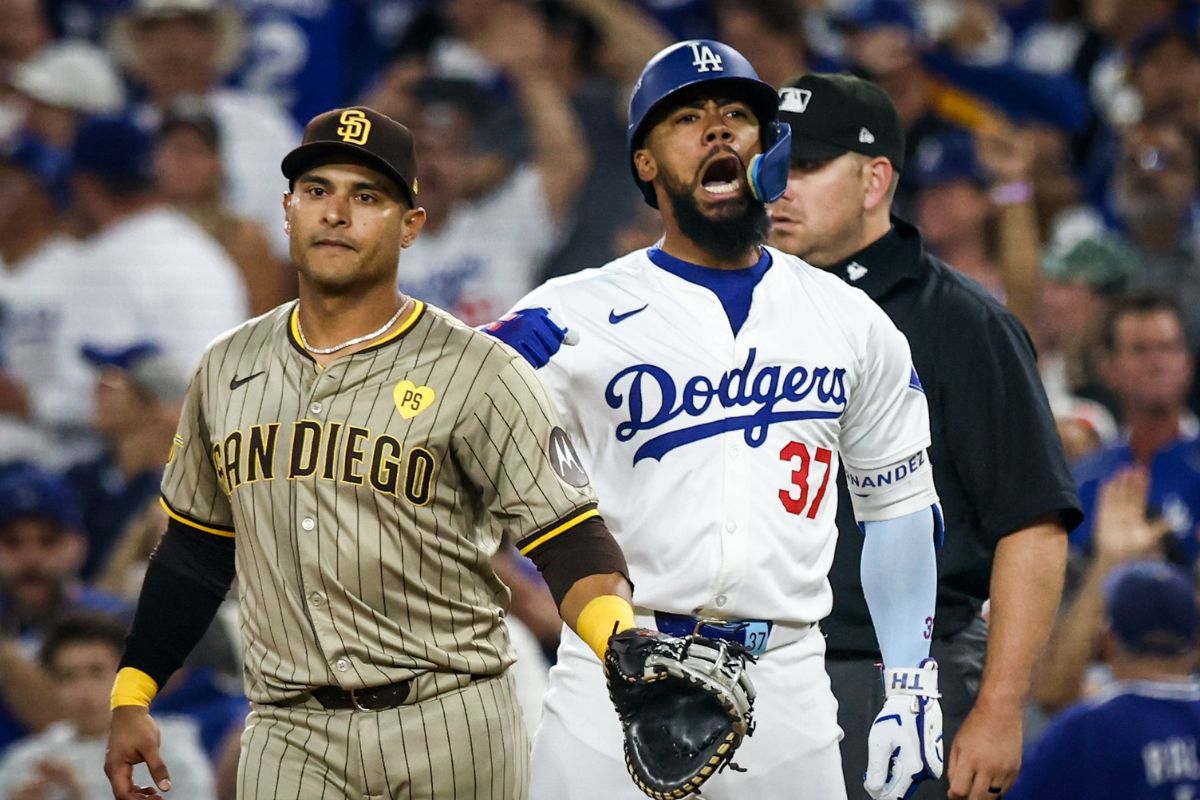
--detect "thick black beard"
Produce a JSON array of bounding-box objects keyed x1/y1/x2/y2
[{"x1": 664, "y1": 175, "x2": 769, "y2": 263}]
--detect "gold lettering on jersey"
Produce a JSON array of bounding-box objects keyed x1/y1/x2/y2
[
  {"x1": 321, "y1": 422, "x2": 343, "y2": 480},
  {"x1": 342, "y1": 426, "x2": 370, "y2": 485},
  {"x1": 211, "y1": 441, "x2": 229, "y2": 494},
  {"x1": 223, "y1": 431, "x2": 243, "y2": 492},
  {"x1": 404, "y1": 447, "x2": 437, "y2": 505},
  {"x1": 247, "y1": 424, "x2": 278, "y2": 483},
  {"x1": 369, "y1": 435, "x2": 403, "y2": 494},
  {"x1": 393, "y1": 380, "x2": 436, "y2": 419},
  {"x1": 289, "y1": 420, "x2": 322, "y2": 478},
  {"x1": 214, "y1": 421, "x2": 439, "y2": 502},
  {"x1": 337, "y1": 109, "x2": 371, "y2": 145}
]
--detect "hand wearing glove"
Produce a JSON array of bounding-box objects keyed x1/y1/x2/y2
[
  {"x1": 481, "y1": 307, "x2": 575, "y2": 368},
  {"x1": 865, "y1": 658, "x2": 944, "y2": 800}
]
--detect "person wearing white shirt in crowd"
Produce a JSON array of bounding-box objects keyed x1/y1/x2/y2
[
  {"x1": 5, "y1": 40, "x2": 127, "y2": 149},
  {"x1": 65, "y1": 115, "x2": 248, "y2": 392},
  {"x1": 108, "y1": 0, "x2": 300, "y2": 258},
  {"x1": 397, "y1": 5, "x2": 590, "y2": 326},
  {"x1": 0, "y1": 612, "x2": 214, "y2": 800},
  {"x1": 0, "y1": 133, "x2": 89, "y2": 469}
]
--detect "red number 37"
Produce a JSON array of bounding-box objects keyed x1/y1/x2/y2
[{"x1": 778, "y1": 441, "x2": 834, "y2": 518}]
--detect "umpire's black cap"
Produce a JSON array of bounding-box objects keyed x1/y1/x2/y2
[
  {"x1": 778, "y1": 73, "x2": 905, "y2": 170},
  {"x1": 281, "y1": 106, "x2": 419, "y2": 206}
]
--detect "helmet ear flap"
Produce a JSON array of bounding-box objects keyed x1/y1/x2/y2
[{"x1": 747, "y1": 122, "x2": 791, "y2": 204}]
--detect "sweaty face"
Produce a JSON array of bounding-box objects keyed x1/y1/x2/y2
[
  {"x1": 768, "y1": 154, "x2": 870, "y2": 267},
  {"x1": 638, "y1": 96, "x2": 762, "y2": 219},
  {"x1": 284, "y1": 163, "x2": 420, "y2": 294}
]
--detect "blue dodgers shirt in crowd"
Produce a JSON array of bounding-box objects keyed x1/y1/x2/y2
[
  {"x1": 1007, "y1": 681, "x2": 1200, "y2": 799},
  {"x1": 1072, "y1": 429, "x2": 1200, "y2": 564}
]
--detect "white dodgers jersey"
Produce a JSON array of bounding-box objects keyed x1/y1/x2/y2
[{"x1": 512, "y1": 246, "x2": 933, "y2": 624}]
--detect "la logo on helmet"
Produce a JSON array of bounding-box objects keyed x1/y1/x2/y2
[{"x1": 688, "y1": 43, "x2": 724, "y2": 73}]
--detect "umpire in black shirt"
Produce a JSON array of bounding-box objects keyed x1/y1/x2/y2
[{"x1": 770, "y1": 74, "x2": 1082, "y2": 800}]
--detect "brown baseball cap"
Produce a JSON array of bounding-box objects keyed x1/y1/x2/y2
[{"x1": 281, "y1": 106, "x2": 419, "y2": 205}]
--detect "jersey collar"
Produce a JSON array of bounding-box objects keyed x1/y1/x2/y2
[
  {"x1": 826, "y1": 216, "x2": 926, "y2": 299},
  {"x1": 285, "y1": 300, "x2": 428, "y2": 363}
]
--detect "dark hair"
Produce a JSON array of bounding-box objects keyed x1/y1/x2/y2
[
  {"x1": 1100, "y1": 290, "x2": 1184, "y2": 352},
  {"x1": 40, "y1": 611, "x2": 128, "y2": 668}
]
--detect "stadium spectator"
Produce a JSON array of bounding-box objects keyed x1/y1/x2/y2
[
  {"x1": 152, "y1": 102, "x2": 295, "y2": 315},
  {"x1": 0, "y1": 611, "x2": 215, "y2": 799},
  {"x1": 5, "y1": 41, "x2": 125, "y2": 149},
  {"x1": 1128, "y1": 22, "x2": 1200, "y2": 138},
  {"x1": 1035, "y1": 233, "x2": 1139, "y2": 425},
  {"x1": 713, "y1": 0, "x2": 812, "y2": 89},
  {"x1": 107, "y1": 0, "x2": 299, "y2": 257},
  {"x1": 1109, "y1": 117, "x2": 1200, "y2": 350},
  {"x1": 1072, "y1": 293, "x2": 1200, "y2": 564},
  {"x1": 910, "y1": 130, "x2": 1004, "y2": 298},
  {"x1": 397, "y1": 4, "x2": 590, "y2": 324},
  {"x1": 1013, "y1": 560, "x2": 1200, "y2": 799},
  {"x1": 65, "y1": 114, "x2": 248, "y2": 381},
  {"x1": 0, "y1": 0, "x2": 54, "y2": 75},
  {"x1": 0, "y1": 133, "x2": 91, "y2": 470},
  {"x1": 0, "y1": 464, "x2": 127, "y2": 754},
  {"x1": 66, "y1": 343, "x2": 186, "y2": 581},
  {"x1": 1036, "y1": 466, "x2": 1172, "y2": 714}
]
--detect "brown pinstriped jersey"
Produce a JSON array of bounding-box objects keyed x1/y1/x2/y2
[{"x1": 161, "y1": 301, "x2": 597, "y2": 703}]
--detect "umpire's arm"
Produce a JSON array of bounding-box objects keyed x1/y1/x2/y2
[{"x1": 940, "y1": 308, "x2": 1081, "y2": 800}]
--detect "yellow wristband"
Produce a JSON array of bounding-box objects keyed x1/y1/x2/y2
[
  {"x1": 576, "y1": 594, "x2": 636, "y2": 661},
  {"x1": 111, "y1": 667, "x2": 159, "y2": 709}
]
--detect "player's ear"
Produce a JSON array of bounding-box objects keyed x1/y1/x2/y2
[
  {"x1": 634, "y1": 148, "x2": 658, "y2": 184},
  {"x1": 400, "y1": 207, "x2": 427, "y2": 248}
]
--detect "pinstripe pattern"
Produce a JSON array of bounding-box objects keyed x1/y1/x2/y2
[
  {"x1": 160, "y1": 300, "x2": 587, "y2": 796},
  {"x1": 238, "y1": 672, "x2": 528, "y2": 799}
]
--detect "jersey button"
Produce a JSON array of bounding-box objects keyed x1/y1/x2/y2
[
  {"x1": 724, "y1": 521, "x2": 737, "y2": 533},
  {"x1": 301, "y1": 517, "x2": 315, "y2": 531},
  {"x1": 729, "y1": 446, "x2": 740, "y2": 458},
  {"x1": 334, "y1": 659, "x2": 349, "y2": 673},
  {"x1": 714, "y1": 595, "x2": 727, "y2": 608},
  {"x1": 310, "y1": 402, "x2": 323, "y2": 414},
  {"x1": 308, "y1": 592, "x2": 323, "y2": 607}
]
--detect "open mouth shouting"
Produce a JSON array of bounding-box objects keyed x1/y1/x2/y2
[{"x1": 699, "y1": 152, "x2": 744, "y2": 198}]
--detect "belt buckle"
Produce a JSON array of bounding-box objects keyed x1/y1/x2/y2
[
  {"x1": 691, "y1": 617, "x2": 731, "y2": 637},
  {"x1": 349, "y1": 688, "x2": 372, "y2": 712}
]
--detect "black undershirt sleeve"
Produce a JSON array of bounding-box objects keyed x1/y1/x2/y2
[
  {"x1": 119, "y1": 519, "x2": 236, "y2": 689},
  {"x1": 523, "y1": 515, "x2": 631, "y2": 605}
]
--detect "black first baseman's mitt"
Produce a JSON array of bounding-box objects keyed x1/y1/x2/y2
[{"x1": 605, "y1": 628, "x2": 757, "y2": 799}]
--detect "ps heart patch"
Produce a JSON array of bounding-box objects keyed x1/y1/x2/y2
[{"x1": 393, "y1": 380, "x2": 436, "y2": 419}]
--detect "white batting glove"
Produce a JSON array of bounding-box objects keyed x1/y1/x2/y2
[{"x1": 864, "y1": 658, "x2": 943, "y2": 800}]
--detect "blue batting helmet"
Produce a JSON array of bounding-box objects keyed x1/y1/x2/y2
[{"x1": 627, "y1": 40, "x2": 791, "y2": 208}]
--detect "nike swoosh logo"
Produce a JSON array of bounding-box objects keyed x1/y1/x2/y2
[
  {"x1": 608, "y1": 304, "x2": 648, "y2": 324},
  {"x1": 230, "y1": 371, "x2": 265, "y2": 391}
]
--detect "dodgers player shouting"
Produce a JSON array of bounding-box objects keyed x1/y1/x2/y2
[{"x1": 492, "y1": 41, "x2": 944, "y2": 800}]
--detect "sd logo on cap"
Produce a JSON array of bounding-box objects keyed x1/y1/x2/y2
[{"x1": 282, "y1": 106, "x2": 418, "y2": 205}]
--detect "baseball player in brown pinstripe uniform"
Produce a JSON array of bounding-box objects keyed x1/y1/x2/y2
[{"x1": 103, "y1": 107, "x2": 638, "y2": 800}]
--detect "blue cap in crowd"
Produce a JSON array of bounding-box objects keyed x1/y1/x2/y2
[
  {"x1": 1104, "y1": 561, "x2": 1198, "y2": 657},
  {"x1": 0, "y1": 463, "x2": 82, "y2": 532},
  {"x1": 911, "y1": 131, "x2": 986, "y2": 188},
  {"x1": 833, "y1": 0, "x2": 917, "y2": 32},
  {"x1": 81, "y1": 341, "x2": 189, "y2": 405},
  {"x1": 68, "y1": 115, "x2": 155, "y2": 188},
  {"x1": 0, "y1": 132, "x2": 71, "y2": 208}
]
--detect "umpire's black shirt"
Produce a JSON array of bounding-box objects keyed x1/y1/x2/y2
[{"x1": 822, "y1": 217, "x2": 1083, "y2": 659}]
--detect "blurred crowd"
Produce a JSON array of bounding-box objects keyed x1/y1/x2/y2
[{"x1": 0, "y1": 0, "x2": 1199, "y2": 797}]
